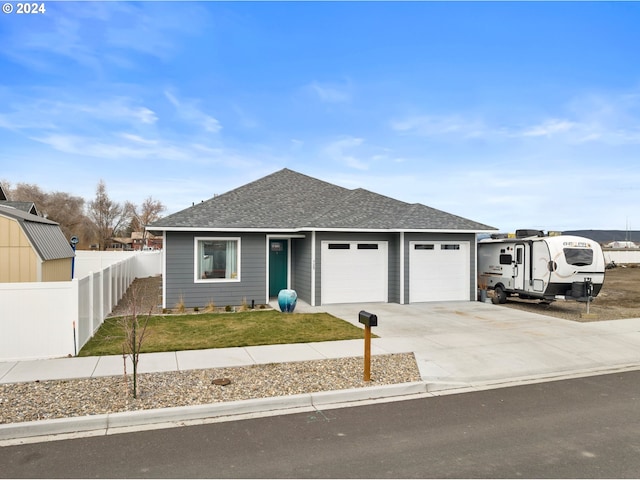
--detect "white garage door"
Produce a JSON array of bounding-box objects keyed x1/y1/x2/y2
[
  {"x1": 409, "y1": 241, "x2": 470, "y2": 302},
  {"x1": 321, "y1": 241, "x2": 388, "y2": 304}
]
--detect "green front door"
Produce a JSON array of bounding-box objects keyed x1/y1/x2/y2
[{"x1": 269, "y1": 240, "x2": 288, "y2": 297}]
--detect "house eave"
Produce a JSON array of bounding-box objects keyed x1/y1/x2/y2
[
  {"x1": 151, "y1": 226, "x2": 497, "y2": 234},
  {"x1": 150, "y1": 227, "x2": 305, "y2": 233}
]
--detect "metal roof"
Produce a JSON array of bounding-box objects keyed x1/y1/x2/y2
[{"x1": 0, "y1": 205, "x2": 74, "y2": 261}]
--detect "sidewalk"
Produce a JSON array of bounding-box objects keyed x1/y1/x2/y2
[{"x1": 2, "y1": 300, "x2": 640, "y2": 443}]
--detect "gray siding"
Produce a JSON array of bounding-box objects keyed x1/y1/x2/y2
[
  {"x1": 165, "y1": 231, "x2": 267, "y2": 308},
  {"x1": 164, "y1": 229, "x2": 478, "y2": 308},
  {"x1": 404, "y1": 232, "x2": 477, "y2": 302},
  {"x1": 314, "y1": 231, "x2": 400, "y2": 305},
  {"x1": 291, "y1": 236, "x2": 312, "y2": 304}
]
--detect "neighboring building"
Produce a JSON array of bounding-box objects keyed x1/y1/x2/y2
[
  {"x1": 132, "y1": 231, "x2": 163, "y2": 251},
  {"x1": 606, "y1": 241, "x2": 637, "y2": 249},
  {"x1": 150, "y1": 168, "x2": 496, "y2": 308},
  {"x1": 0, "y1": 205, "x2": 75, "y2": 282},
  {"x1": 0, "y1": 183, "x2": 39, "y2": 216},
  {"x1": 106, "y1": 237, "x2": 133, "y2": 251}
]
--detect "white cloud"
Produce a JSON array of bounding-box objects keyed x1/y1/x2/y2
[
  {"x1": 391, "y1": 98, "x2": 640, "y2": 146},
  {"x1": 290, "y1": 139, "x2": 304, "y2": 150},
  {"x1": 119, "y1": 133, "x2": 158, "y2": 145},
  {"x1": 0, "y1": 95, "x2": 158, "y2": 133},
  {"x1": 164, "y1": 90, "x2": 222, "y2": 134},
  {"x1": 31, "y1": 133, "x2": 190, "y2": 161},
  {"x1": 520, "y1": 119, "x2": 576, "y2": 137},
  {"x1": 323, "y1": 136, "x2": 369, "y2": 170},
  {"x1": 2, "y1": 2, "x2": 209, "y2": 74},
  {"x1": 390, "y1": 114, "x2": 489, "y2": 138},
  {"x1": 307, "y1": 81, "x2": 352, "y2": 103}
]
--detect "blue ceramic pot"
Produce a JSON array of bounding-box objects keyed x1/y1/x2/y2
[{"x1": 278, "y1": 289, "x2": 297, "y2": 313}]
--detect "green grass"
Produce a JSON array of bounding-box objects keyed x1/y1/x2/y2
[{"x1": 79, "y1": 310, "x2": 371, "y2": 357}]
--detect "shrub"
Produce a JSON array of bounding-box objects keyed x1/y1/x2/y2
[
  {"x1": 204, "y1": 299, "x2": 216, "y2": 313},
  {"x1": 175, "y1": 294, "x2": 186, "y2": 314}
]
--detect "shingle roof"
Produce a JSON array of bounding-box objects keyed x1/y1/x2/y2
[
  {"x1": 0, "y1": 201, "x2": 38, "y2": 215},
  {"x1": 0, "y1": 205, "x2": 75, "y2": 260},
  {"x1": 151, "y1": 168, "x2": 496, "y2": 232},
  {"x1": 0, "y1": 184, "x2": 39, "y2": 215}
]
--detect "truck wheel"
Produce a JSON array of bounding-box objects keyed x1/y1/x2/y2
[{"x1": 495, "y1": 285, "x2": 507, "y2": 304}]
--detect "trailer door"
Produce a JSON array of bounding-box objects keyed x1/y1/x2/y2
[{"x1": 514, "y1": 244, "x2": 526, "y2": 291}]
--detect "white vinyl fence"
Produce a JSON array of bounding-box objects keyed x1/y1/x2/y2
[
  {"x1": 0, "y1": 251, "x2": 162, "y2": 362},
  {"x1": 602, "y1": 248, "x2": 640, "y2": 265}
]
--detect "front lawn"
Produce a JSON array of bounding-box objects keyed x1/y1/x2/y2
[{"x1": 79, "y1": 310, "x2": 368, "y2": 356}]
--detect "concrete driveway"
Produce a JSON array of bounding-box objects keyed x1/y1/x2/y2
[{"x1": 314, "y1": 301, "x2": 640, "y2": 390}]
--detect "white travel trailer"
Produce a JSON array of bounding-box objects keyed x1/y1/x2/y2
[{"x1": 478, "y1": 230, "x2": 605, "y2": 303}]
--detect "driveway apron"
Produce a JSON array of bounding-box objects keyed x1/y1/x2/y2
[{"x1": 317, "y1": 301, "x2": 640, "y2": 389}]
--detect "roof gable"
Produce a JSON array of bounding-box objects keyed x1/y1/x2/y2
[
  {"x1": 0, "y1": 205, "x2": 74, "y2": 260},
  {"x1": 0, "y1": 201, "x2": 38, "y2": 215},
  {"x1": 151, "y1": 168, "x2": 496, "y2": 232}
]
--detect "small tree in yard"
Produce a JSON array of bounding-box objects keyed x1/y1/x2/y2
[{"x1": 119, "y1": 284, "x2": 152, "y2": 399}]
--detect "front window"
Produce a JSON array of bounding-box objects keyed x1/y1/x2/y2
[
  {"x1": 563, "y1": 248, "x2": 593, "y2": 267},
  {"x1": 196, "y1": 238, "x2": 240, "y2": 281}
]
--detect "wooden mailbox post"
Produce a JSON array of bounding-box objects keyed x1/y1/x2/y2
[{"x1": 358, "y1": 310, "x2": 378, "y2": 382}]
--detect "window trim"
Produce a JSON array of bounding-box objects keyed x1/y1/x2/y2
[{"x1": 194, "y1": 236, "x2": 241, "y2": 283}]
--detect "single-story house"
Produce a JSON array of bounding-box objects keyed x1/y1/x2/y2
[
  {"x1": 150, "y1": 168, "x2": 496, "y2": 308},
  {"x1": 0, "y1": 205, "x2": 75, "y2": 282}
]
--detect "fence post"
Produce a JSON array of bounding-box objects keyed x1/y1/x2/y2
[
  {"x1": 88, "y1": 272, "x2": 94, "y2": 335},
  {"x1": 98, "y1": 269, "x2": 104, "y2": 321},
  {"x1": 71, "y1": 278, "x2": 79, "y2": 356}
]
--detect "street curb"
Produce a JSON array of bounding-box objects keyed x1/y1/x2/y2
[
  {"x1": 5, "y1": 364, "x2": 640, "y2": 444},
  {"x1": 0, "y1": 382, "x2": 427, "y2": 442}
]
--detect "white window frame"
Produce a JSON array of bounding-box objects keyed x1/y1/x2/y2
[{"x1": 194, "y1": 236, "x2": 241, "y2": 283}]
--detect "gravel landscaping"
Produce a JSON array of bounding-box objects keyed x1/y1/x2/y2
[
  {"x1": 0, "y1": 276, "x2": 420, "y2": 425},
  {"x1": 8, "y1": 265, "x2": 634, "y2": 426},
  {"x1": 0, "y1": 354, "x2": 420, "y2": 424},
  {"x1": 0, "y1": 276, "x2": 421, "y2": 426}
]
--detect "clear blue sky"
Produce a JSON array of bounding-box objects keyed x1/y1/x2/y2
[{"x1": 1, "y1": 1, "x2": 639, "y2": 232}]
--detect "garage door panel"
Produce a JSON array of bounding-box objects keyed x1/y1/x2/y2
[
  {"x1": 410, "y1": 242, "x2": 469, "y2": 302},
  {"x1": 322, "y1": 241, "x2": 388, "y2": 304}
]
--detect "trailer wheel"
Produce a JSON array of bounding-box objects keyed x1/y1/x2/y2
[{"x1": 495, "y1": 285, "x2": 507, "y2": 304}]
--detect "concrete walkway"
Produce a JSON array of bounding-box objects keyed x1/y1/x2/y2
[{"x1": 2, "y1": 300, "x2": 640, "y2": 442}]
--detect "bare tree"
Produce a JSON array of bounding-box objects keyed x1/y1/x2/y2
[
  {"x1": 4, "y1": 182, "x2": 89, "y2": 244},
  {"x1": 87, "y1": 180, "x2": 130, "y2": 250},
  {"x1": 119, "y1": 283, "x2": 152, "y2": 399},
  {"x1": 138, "y1": 197, "x2": 165, "y2": 248},
  {"x1": 127, "y1": 197, "x2": 166, "y2": 248}
]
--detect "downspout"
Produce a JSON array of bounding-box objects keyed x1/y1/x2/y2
[
  {"x1": 162, "y1": 231, "x2": 167, "y2": 309},
  {"x1": 311, "y1": 230, "x2": 316, "y2": 306},
  {"x1": 400, "y1": 231, "x2": 405, "y2": 304},
  {"x1": 474, "y1": 234, "x2": 478, "y2": 296},
  {"x1": 265, "y1": 234, "x2": 270, "y2": 303}
]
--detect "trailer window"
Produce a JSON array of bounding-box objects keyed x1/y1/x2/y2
[
  {"x1": 499, "y1": 254, "x2": 512, "y2": 265},
  {"x1": 563, "y1": 248, "x2": 593, "y2": 267}
]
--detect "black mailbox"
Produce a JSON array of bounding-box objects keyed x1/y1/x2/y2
[{"x1": 358, "y1": 310, "x2": 377, "y2": 327}]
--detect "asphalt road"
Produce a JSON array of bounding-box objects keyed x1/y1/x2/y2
[{"x1": 2, "y1": 370, "x2": 640, "y2": 478}]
